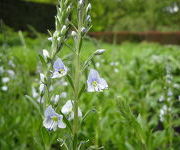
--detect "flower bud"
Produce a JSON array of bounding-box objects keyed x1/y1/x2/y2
[
  {"x1": 61, "y1": 25, "x2": 67, "y2": 34},
  {"x1": 86, "y1": 15, "x2": 91, "y2": 23},
  {"x1": 57, "y1": 37, "x2": 61, "y2": 41},
  {"x1": 95, "y1": 49, "x2": 106, "y2": 55},
  {"x1": 48, "y1": 37, "x2": 53, "y2": 41},
  {"x1": 43, "y1": 49, "x2": 50, "y2": 59},
  {"x1": 66, "y1": 5, "x2": 71, "y2": 13},
  {"x1": 78, "y1": 0, "x2": 84, "y2": 7},
  {"x1": 81, "y1": 27, "x2": 87, "y2": 35},
  {"x1": 39, "y1": 83, "x2": 45, "y2": 94},
  {"x1": 71, "y1": 31, "x2": 77, "y2": 37},
  {"x1": 86, "y1": 3, "x2": 92, "y2": 12},
  {"x1": 40, "y1": 73, "x2": 45, "y2": 83}
]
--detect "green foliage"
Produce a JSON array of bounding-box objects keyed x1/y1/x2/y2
[{"x1": 0, "y1": 29, "x2": 180, "y2": 149}]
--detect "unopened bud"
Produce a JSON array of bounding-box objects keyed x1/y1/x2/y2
[
  {"x1": 71, "y1": 31, "x2": 77, "y2": 36},
  {"x1": 81, "y1": 27, "x2": 87, "y2": 35},
  {"x1": 86, "y1": 15, "x2": 91, "y2": 22},
  {"x1": 78, "y1": 0, "x2": 85, "y2": 7},
  {"x1": 42, "y1": 49, "x2": 50, "y2": 59},
  {"x1": 48, "y1": 37, "x2": 53, "y2": 41},
  {"x1": 39, "y1": 83, "x2": 45, "y2": 94},
  {"x1": 95, "y1": 49, "x2": 106, "y2": 55},
  {"x1": 86, "y1": 3, "x2": 92, "y2": 12},
  {"x1": 40, "y1": 73, "x2": 45, "y2": 82},
  {"x1": 66, "y1": 5, "x2": 71, "y2": 13},
  {"x1": 57, "y1": 37, "x2": 61, "y2": 41},
  {"x1": 61, "y1": 25, "x2": 67, "y2": 34}
]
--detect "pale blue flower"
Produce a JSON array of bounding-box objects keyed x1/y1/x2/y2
[
  {"x1": 87, "y1": 69, "x2": 108, "y2": 92},
  {"x1": 51, "y1": 58, "x2": 68, "y2": 78},
  {"x1": 43, "y1": 105, "x2": 66, "y2": 131}
]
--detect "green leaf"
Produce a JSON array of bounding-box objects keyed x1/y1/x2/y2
[
  {"x1": 73, "y1": 133, "x2": 78, "y2": 150},
  {"x1": 66, "y1": 74, "x2": 75, "y2": 91},
  {"x1": 78, "y1": 84, "x2": 86, "y2": 99},
  {"x1": 39, "y1": 54, "x2": 47, "y2": 68},
  {"x1": 25, "y1": 95, "x2": 42, "y2": 117},
  {"x1": 81, "y1": 109, "x2": 96, "y2": 125}
]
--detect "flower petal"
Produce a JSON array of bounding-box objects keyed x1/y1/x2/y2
[{"x1": 53, "y1": 58, "x2": 65, "y2": 70}]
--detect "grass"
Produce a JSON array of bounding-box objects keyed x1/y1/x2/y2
[{"x1": 0, "y1": 28, "x2": 180, "y2": 150}]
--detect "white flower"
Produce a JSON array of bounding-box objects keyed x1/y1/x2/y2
[
  {"x1": 51, "y1": 58, "x2": 68, "y2": 79},
  {"x1": 43, "y1": 105, "x2": 66, "y2": 131},
  {"x1": 87, "y1": 69, "x2": 108, "y2": 92},
  {"x1": 1, "y1": 86, "x2": 8, "y2": 91},
  {"x1": 2, "y1": 77, "x2": 10, "y2": 83},
  {"x1": 61, "y1": 100, "x2": 82, "y2": 120},
  {"x1": 42, "y1": 49, "x2": 50, "y2": 59}
]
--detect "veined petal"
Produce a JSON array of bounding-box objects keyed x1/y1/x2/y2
[
  {"x1": 88, "y1": 69, "x2": 100, "y2": 83},
  {"x1": 44, "y1": 105, "x2": 56, "y2": 117},
  {"x1": 53, "y1": 58, "x2": 65, "y2": 71},
  {"x1": 87, "y1": 82, "x2": 95, "y2": 92},
  {"x1": 57, "y1": 116, "x2": 66, "y2": 128},
  {"x1": 99, "y1": 78, "x2": 108, "y2": 90},
  {"x1": 43, "y1": 118, "x2": 53, "y2": 129},
  {"x1": 51, "y1": 71, "x2": 62, "y2": 78}
]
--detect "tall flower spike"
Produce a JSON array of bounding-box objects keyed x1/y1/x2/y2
[
  {"x1": 87, "y1": 69, "x2": 108, "y2": 92},
  {"x1": 51, "y1": 58, "x2": 68, "y2": 78},
  {"x1": 43, "y1": 105, "x2": 66, "y2": 131},
  {"x1": 61, "y1": 100, "x2": 82, "y2": 120}
]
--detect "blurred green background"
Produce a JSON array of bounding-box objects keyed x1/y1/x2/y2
[{"x1": 1, "y1": 0, "x2": 180, "y2": 32}]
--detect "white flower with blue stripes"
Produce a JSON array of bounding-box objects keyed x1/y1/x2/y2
[
  {"x1": 43, "y1": 105, "x2": 66, "y2": 131},
  {"x1": 51, "y1": 58, "x2": 68, "y2": 79},
  {"x1": 87, "y1": 69, "x2": 108, "y2": 92}
]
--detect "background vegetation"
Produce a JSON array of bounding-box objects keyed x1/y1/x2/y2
[
  {"x1": 0, "y1": 26, "x2": 180, "y2": 149},
  {"x1": 23, "y1": 0, "x2": 180, "y2": 31}
]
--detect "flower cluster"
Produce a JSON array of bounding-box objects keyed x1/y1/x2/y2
[{"x1": 0, "y1": 60, "x2": 15, "y2": 92}]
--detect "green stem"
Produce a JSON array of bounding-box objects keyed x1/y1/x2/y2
[{"x1": 73, "y1": 32, "x2": 82, "y2": 150}]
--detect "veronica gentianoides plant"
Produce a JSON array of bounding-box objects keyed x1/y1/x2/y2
[{"x1": 27, "y1": 0, "x2": 108, "y2": 149}]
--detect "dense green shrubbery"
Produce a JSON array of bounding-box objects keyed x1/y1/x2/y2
[{"x1": 0, "y1": 29, "x2": 180, "y2": 149}]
